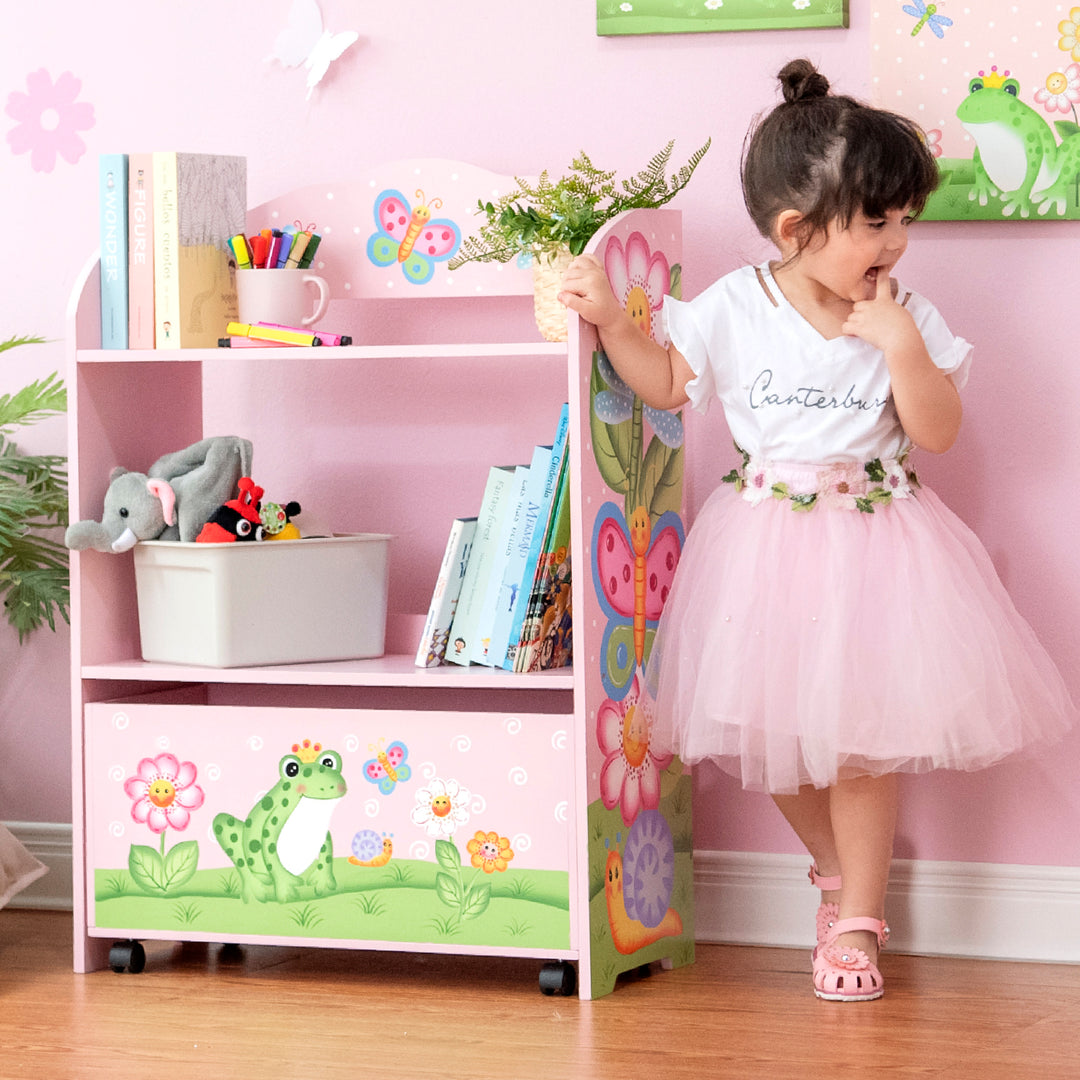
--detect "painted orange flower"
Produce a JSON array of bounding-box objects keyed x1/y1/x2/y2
[{"x1": 466, "y1": 830, "x2": 514, "y2": 873}]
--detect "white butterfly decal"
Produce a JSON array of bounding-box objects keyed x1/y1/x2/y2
[{"x1": 267, "y1": 0, "x2": 359, "y2": 100}]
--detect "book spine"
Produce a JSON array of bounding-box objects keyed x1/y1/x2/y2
[
  {"x1": 515, "y1": 453, "x2": 571, "y2": 673},
  {"x1": 471, "y1": 463, "x2": 531, "y2": 665},
  {"x1": 127, "y1": 153, "x2": 154, "y2": 349},
  {"x1": 98, "y1": 154, "x2": 128, "y2": 349},
  {"x1": 486, "y1": 444, "x2": 552, "y2": 668},
  {"x1": 445, "y1": 465, "x2": 516, "y2": 666},
  {"x1": 414, "y1": 517, "x2": 477, "y2": 667},
  {"x1": 502, "y1": 403, "x2": 570, "y2": 670},
  {"x1": 152, "y1": 151, "x2": 179, "y2": 348}
]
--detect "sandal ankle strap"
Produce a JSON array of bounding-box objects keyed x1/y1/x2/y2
[
  {"x1": 826, "y1": 916, "x2": 890, "y2": 947},
  {"x1": 808, "y1": 864, "x2": 843, "y2": 891}
]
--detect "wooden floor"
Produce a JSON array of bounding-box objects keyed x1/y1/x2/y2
[{"x1": 2, "y1": 910, "x2": 1078, "y2": 1079}]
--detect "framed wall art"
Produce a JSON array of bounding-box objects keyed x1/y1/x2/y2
[{"x1": 597, "y1": 0, "x2": 849, "y2": 37}]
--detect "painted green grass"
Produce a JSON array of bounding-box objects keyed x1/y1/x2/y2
[
  {"x1": 923, "y1": 158, "x2": 1080, "y2": 221},
  {"x1": 597, "y1": 0, "x2": 848, "y2": 36},
  {"x1": 94, "y1": 858, "x2": 570, "y2": 950}
]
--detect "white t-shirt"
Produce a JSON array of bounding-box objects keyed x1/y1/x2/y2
[{"x1": 662, "y1": 263, "x2": 973, "y2": 464}]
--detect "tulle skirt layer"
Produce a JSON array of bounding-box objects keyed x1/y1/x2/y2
[{"x1": 647, "y1": 482, "x2": 1077, "y2": 794}]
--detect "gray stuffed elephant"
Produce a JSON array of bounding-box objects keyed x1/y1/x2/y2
[{"x1": 65, "y1": 436, "x2": 253, "y2": 553}]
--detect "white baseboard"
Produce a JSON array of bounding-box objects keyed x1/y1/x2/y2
[
  {"x1": 694, "y1": 849, "x2": 1080, "y2": 964},
  {"x1": 5, "y1": 822, "x2": 73, "y2": 911},
  {"x1": 7, "y1": 826, "x2": 1078, "y2": 964}
]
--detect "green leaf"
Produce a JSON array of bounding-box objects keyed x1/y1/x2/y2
[
  {"x1": 435, "y1": 839, "x2": 461, "y2": 872},
  {"x1": 435, "y1": 870, "x2": 463, "y2": 909},
  {"x1": 864, "y1": 458, "x2": 886, "y2": 483},
  {"x1": 642, "y1": 434, "x2": 684, "y2": 521},
  {"x1": 163, "y1": 840, "x2": 200, "y2": 890},
  {"x1": 460, "y1": 881, "x2": 492, "y2": 921},
  {"x1": 1054, "y1": 120, "x2": 1080, "y2": 139},
  {"x1": 128, "y1": 844, "x2": 167, "y2": 894}
]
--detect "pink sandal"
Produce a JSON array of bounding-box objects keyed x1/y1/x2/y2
[
  {"x1": 812, "y1": 916, "x2": 889, "y2": 1002},
  {"x1": 809, "y1": 864, "x2": 841, "y2": 952}
]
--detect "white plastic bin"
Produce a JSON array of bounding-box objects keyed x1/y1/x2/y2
[{"x1": 133, "y1": 534, "x2": 391, "y2": 667}]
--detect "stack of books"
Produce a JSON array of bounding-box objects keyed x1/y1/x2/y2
[
  {"x1": 415, "y1": 402, "x2": 572, "y2": 673},
  {"x1": 98, "y1": 152, "x2": 247, "y2": 350}
]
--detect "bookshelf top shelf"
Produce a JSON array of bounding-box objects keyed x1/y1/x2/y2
[
  {"x1": 75, "y1": 341, "x2": 568, "y2": 364},
  {"x1": 82, "y1": 654, "x2": 576, "y2": 690}
]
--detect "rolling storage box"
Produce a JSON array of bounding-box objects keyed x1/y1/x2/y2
[{"x1": 132, "y1": 534, "x2": 391, "y2": 667}]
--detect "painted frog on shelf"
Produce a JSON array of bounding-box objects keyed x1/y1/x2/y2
[
  {"x1": 957, "y1": 65, "x2": 1080, "y2": 218},
  {"x1": 213, "y1": 739, "x2": 347, "y2": 904}
]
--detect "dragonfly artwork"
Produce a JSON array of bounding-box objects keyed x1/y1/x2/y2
[{"x1": 903, "y1": 0, "x2": 952, "y2": 39}]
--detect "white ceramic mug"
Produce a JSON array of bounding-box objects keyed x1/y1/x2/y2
[{"x1": 236, "y1": 269, "x2": 330, "y2": 328}]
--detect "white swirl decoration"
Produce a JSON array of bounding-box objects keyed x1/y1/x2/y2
[
  {"x1": 107, "y1": 765, "x2": 126, "y2": 784},
  {"x1": 551, "y1": 729, "x2": 568, "y2": 751},
  {"x1": 364, "y1": 798, "x2": 381, "y2": 818},
  {"x1": 206, "y1": 764, "x2": 221, "y2": 782},
  {"x1": 409, "y1": 840, "x2": 430, "y2": 860},
  {"x1": 108, "y1": 821, "x2": 124, "y2": 838},
  {"x1": 419, "y1": 760, "x2": 438, "y2": 780},
  {"x1": 111, "y1": 712, "x2": 129, "y2": 730},
  {"x1": 469, "y1": 793, "x2": 487, "y2": 815},
  {"x1": 344, "y1": 734, "x2": 361, "y2": 753},
  {"x1": 511, "y1": 832, "x2": 532, "y2": 853},
  {"x1": 508, "y1": 766, "x2": 528, "y2": 786},
  {"x1": 503, "y1": 716, "x2": 522, "y2": 735},
  {"x1": 156, "y1": 735, "x2": 170, "y2": 750},
  {"x1": 247, "y1": 735, "x2": 263, "y2": 751},
  {"x1": 452, "y1": 734, "x2": 471, "y2": 752},
  {"x1": 553, "y1": 801, "x2": 569, "y2": 823}
]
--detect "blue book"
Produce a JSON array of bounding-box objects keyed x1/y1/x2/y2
[
  {"x1": 502, "y1": 402, "x2": 570, "y2": 671},
  {"x1": 98, "y1": 153, "x2": 129, "y2": 348},
  {"x1": 485, "y1": 444, "x2": 552, "y2": 668}
]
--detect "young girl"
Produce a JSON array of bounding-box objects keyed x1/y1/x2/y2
[{"x1": 559, "y1": 58, "x2": 1077, "y2": 1002}]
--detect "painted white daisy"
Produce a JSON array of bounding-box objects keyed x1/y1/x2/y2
[{"x1": 411, "y1": 777, "x2": 472, "y2": 839}]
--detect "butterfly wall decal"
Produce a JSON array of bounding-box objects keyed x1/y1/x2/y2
[
  {"x1": 362, "y1": 739, "x2": 411, "y2": 795},
  {"x1": 367, "y1": 189, "x2": 461, "y2": 285},
  {"x1": 592, "y1": 502, "x2": 683, "y2": 700},
  {"x1": 266, "y1": 0, "x2": 359, "y2": 100}
]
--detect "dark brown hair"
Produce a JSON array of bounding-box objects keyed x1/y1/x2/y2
[{"x1": 741, "y1": 59, "x2": 939, "y2": 254}]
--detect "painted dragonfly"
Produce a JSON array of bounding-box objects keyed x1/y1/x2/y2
[{"x1": 902, "y1": 0, "x2": 952, "y2": 39}]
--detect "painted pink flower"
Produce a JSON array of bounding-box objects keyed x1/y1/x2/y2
[
  {"x1": 597, "y1": 672, "x2": 673, "y2": 826},
  {"x1": 5, "y1": 69, "x2": 95, "y2": 173},
  {"x1": 1034, "y1": 64, "x2": 1080, "y2": 115},
  {"x1": 124, "y1": 753, "x2": 205, "y2": 834},
  {"x1": 604, "y1": 232, "x2": 670, "y2": 344}
]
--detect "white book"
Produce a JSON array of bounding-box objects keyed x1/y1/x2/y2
[
  {"x1": 414, "y1": 517, "x2": 477, "y2": 667},
  {"x1": 445, "y1": 465, "x2": 517, "y2": 666},
  {"x1": 470, "y1": 463, "x2": 531, "y2": 665},
  {"x1": 486, "y1": 444, "x2": 552, "y2": 669}
]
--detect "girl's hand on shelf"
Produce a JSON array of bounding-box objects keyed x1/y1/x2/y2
[{"x1": 558, "y1": 255, "x2": 625, "y2": 334}]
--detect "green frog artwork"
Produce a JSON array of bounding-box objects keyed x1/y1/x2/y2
[
  {"x1": 957, "y1": 65, "x2": 1080, "y2": 218},
  {"x1": 213, "y1": 739, "x2": 347, "y2": 904}
]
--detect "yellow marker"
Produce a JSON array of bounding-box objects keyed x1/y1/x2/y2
[
  {"x1": 226, "y1": 322, "x2": 321, "y2": 346},
  {"x1": 228, "y1": 234, "x2": 252, "y2": 270}
]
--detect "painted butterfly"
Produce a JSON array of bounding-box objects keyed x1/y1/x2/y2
[
  {"x1": 592, "y1": 502, "x2": 683, "y2": 700},
  {"x1": 367, "y1": 189, "x2": 461, "y2": 285},
  {"x1": 362, "y1": 739, "x2": 411, "y2": 795}
]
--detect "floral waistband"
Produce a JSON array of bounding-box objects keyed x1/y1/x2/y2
[{"x1": 722, "y1": 445, "x2": 919, "y2": 513}]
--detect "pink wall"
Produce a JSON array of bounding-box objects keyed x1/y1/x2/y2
[{"x1": 2, "y1": 2, "x2": 1077, "y2": 867}]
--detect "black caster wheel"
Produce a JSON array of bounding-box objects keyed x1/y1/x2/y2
[
  {"x1": 108, "y1": 940, "x2": 146, "y2": 974},
  {"x1": 539, "y1": 961, "x2": 577, "y2": 996}
]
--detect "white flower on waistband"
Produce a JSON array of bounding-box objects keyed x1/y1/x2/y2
[
  {"x1": 882, "y1": 460, "x2": 911, "y2": 499},
  {"x1": 743, "y1": 462, "x2": 774, "y2": 505}
]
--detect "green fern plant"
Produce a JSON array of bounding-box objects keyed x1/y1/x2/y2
[
  {"x1": 0, "y1": 335, "x2": 69, "y2": 641},
  {"x1": 448, "y1": 139, "x2": 711, "y2": 269}
]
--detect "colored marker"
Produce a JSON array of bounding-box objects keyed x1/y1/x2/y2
[
  {"x1": 250, "y1": 234, "x2": 269, "y2": 269},
  {"x1": 228, "y1": 234, "x2": 252, "y2": 269},
  {"x1": 275, "y1": 226, "x2": 297, "y2": 267},
  {"x1": 257, "y1": 322, "x2": 352, "y2": 346},
  {"x1": 297, "y1": 232, "x2": 322, "y2": 269},
  {"x1": 266, "y1": 229, "x2": 283, "y2": 269},
  {"x1": 285, "y1": 230, "x2": 312, "y2": 269},
  {"x1": 226, "y1": 321, "x2": 321, "y2": 346},
  {"x1": 218, "y1": 337, "x2": 295, "y2": 348}
]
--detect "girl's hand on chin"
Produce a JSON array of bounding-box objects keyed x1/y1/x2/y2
[{"x1": 841, "y1": 269, "x2": 918, "y2": 353}]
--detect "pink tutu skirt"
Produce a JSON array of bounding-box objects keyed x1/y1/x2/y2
[{"x1": 647, "y1": 466, "x2": 1077, "y2": 794}]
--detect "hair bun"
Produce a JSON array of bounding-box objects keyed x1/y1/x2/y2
[{"x1": 778, "y1": 59, "x2": 830, "y2": 103}]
